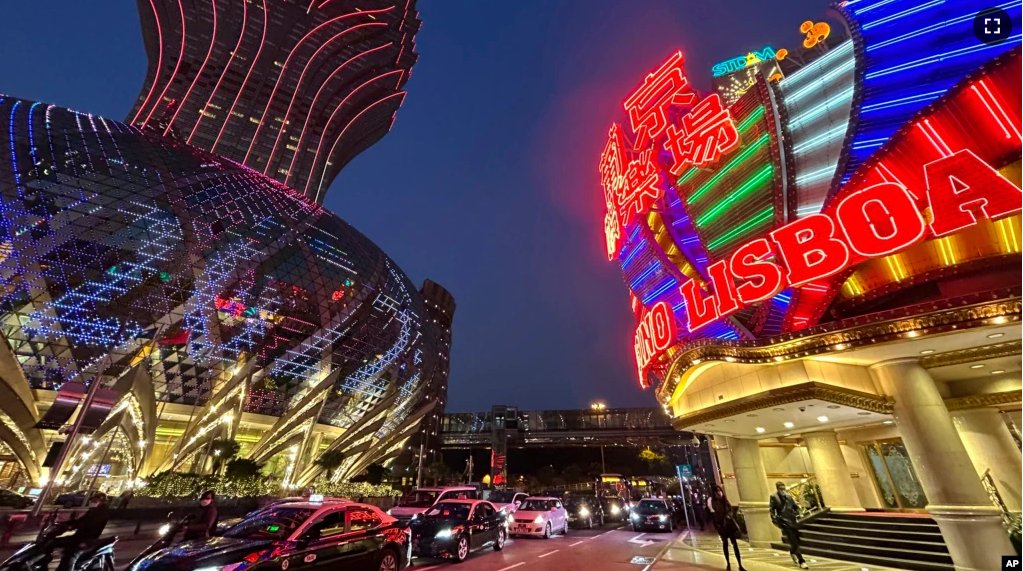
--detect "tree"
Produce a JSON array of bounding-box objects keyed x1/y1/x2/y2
[
  {"x1": 209, "y1": 439, "x2": 241, "y2": 474},
  {"x1": 315, "y1": 450, "x2": 346, "y2": 481},
  {"x1": 225, "y1": 458, "x2": 263, "y2": 479},
  {"x1": 426, "y1": 461, "x2": 451, "y2": 486},
  {"x1": 365, "y1": 464, "x2": 388, "y2": 485},
  {"x1": 638, "y1": 449, "x2": 667, "y2": 474}
]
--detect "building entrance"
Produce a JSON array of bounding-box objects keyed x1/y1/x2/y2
[{"x1": 860, "y1": 439, "x2": 928, "y2": 511}]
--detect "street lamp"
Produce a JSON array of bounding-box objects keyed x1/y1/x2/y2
[{"x1": 590, "y1": 402, "x2": 608, "y2": 472}]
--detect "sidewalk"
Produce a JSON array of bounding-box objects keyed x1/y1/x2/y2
[{"x1": 653, "y1": 529, "x2": 904, "y2": 571}]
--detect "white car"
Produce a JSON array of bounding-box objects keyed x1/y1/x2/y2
[
  {"x1": 488, "y1": 491, "x2": 528, "y2": 515},
  {"x1": 389, "y1": 486, "x2": 479, "y2": 522},
  {"x1": 507, "y1": 497, "x2": 568, "y2": 538}
]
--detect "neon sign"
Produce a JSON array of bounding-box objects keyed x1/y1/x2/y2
[
  {"x1": 601, "y1": 52, "x2": 739, "y2": 259},
  {"x1": 712, "y1": 47, "x2": 778, "y2": 77},
  {"x1": 800, "y1": 21, "x2": 830, "y2": 49},
  {"x1": 634, "y1": 301, "x2": 677, "y2": 388},
  {"x1": 678, "y1": 150, "x2": 1022, "y2": 331}
]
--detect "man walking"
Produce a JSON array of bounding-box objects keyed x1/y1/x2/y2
[{"x1": 769, "y1": 482, "x2": 808, "y2": 569}]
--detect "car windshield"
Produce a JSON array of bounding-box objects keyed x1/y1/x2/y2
[
  {"x1": 565, "y1": 496, "x2": 592, "y2": 508},
  {"x1": 424, "y1": 502, "x2": 470, "y2": 520},
  {"x1": 488, "y1": 491, "x2": 517, "y2": 503},
  {"x1": 517, "y1": 500, "x2": 552, "y2": 512},
  {"x1": 222, "y1": 507, "x2": 315, "y2": 540},
  {"x1": 638, "y1": 500, "x2": 667, "y2": 511},
  {"x1": 398, "y1": 490, "x2": 439, "y2": 508}
]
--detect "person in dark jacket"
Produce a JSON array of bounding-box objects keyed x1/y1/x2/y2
[
  {"x1": 53, "y1": 492, "x2": 110, "y2": 571},
  {"x1": 769, "y1": 482, "x2": 808, "y2": 569},
  {"x1": 707, "y1": 484, "x2": 745, "y2": 571},
  {"x1": 183, "y1": 490, "x2": 218, "y2": 541}
]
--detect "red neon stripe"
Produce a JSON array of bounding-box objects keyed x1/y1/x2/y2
[
  {"x1": 970, "y1": 85, "x2": 1011, "y2": 140},
  {"x1": 142, "y1": 0, "x2": 186, "y2": 128},
  {"x1": 242, "y1": 7, "x2": 395, "y2": 165},
  {"x1": 213, "y1": 0, "x2": 267, "y2": 154},
  {"x1": 132, "y1": 0, "x2": 165, "y2": 124},
  {"x1": 189, "y1": 0, "x2": 248, "y2": 144},
  {"x1": 284, "y1": 42, "x2": 394, "y2": 187},
  {"x1": 310, "y1": 91, "x2": 406, "y2": 202},
  {"x1": 164, "y1": 0, "x2": 218, "y2": 136},
  {"x1": 263, "y1": 22, "x2": 387, "y2": 176},
  {"x1": 914, "y1": 121, "x2": 948, "y2": 157},
  {"x1": 977, "y1": 79, "x2": 1022, "y2": 140},
  {"x1": 301, "y1": 70, "x2": 404, "y2": 196},
  {"x1": 923, "y1": 119, "x2": 952, "y2": 156}
]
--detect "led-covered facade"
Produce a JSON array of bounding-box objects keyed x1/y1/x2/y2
[
  {"x1": 128, "y1": 0, "x2": 419, "y2": 202},
  {"x1": 0, "y1": 97, "x2": 444, "y2": 488},
  {"x1": 599, "y1": 2, "x2": 1021, "y2": 569}
]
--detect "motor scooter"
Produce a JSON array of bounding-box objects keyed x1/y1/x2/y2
[{"x1": 0, "y1": 521, "x2": 117, "y2": 571}]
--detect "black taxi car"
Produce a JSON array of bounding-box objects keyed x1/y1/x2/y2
[
  {"x1": 129, "y1": 499, "x2": 410, "y2": 571},
  {"x1": 408, "y1": 500, "x2": 507, "y2": 563}
]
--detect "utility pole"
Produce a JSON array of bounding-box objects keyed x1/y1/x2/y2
[{"x1": 600, "y1": 445, "x2": 606, "y2": 474}]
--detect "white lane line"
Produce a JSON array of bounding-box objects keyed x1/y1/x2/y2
[
  {"x1": 537, "y1": 550, "x2": 560, "y2": 558},
  {"x1": 496, "y1": 563, "x2": 525, "y2": 571},
  {"x1": 569, "y1": 540, "x2": 585, "y2": 546},
  {"x1": 593, "y1": 528, "x2": 619, "y2": 538}
]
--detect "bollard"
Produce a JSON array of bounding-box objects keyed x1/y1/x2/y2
[{"x1": 1, "y1": 513, "x2": 27, "y2": 547}]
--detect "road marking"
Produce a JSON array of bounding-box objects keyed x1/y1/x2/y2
[
  {"x1": 593, "y1": 528, "x2": 619, "y2": 538},
  {"x1": 495, "y1": 563, "x2": 525, "y2": 571},
  {"x1": 569, "y1": 540, "x2": 585, "y2": 546},
  {"x1": 537, "y1": 550, "x2": 559, "y2": 558},
  {"x1": 628, "y1": 532, "x2": 654, "y2": 548}
]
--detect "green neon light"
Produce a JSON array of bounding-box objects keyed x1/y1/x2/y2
[
  {"x1": 688, "y1": 132, "x2": 770, "y2": 204},
  {"x1": 678, "y1": 167, "x2": 700, "y2": 184},
  {"x1": 707, "y1": 206, "x2": 774, "y2": 250},
  {"x1": 696, "y1": 163, "x2": 774, "y2": 227},
  {"x1": 676, "y1": 105, "x2": 765, "y2": 188},
  {"x1": 736, "y1": 105, "x2": 765, "y2": 132}
]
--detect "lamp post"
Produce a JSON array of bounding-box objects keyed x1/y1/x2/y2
[{"x1": 590, "y1": 402, "x2": 607, "y2": 473}]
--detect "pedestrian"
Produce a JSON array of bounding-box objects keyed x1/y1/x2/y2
[
  {"x1": 51, "y1": 492, "x2": 110, "y2": 571},
  {"x1": 183, "y1": 490, "x2": 218, "y2": 541},
  {"x1": 707, "y1": 485, "x2": 745, "y2": 571},
  {"x1": 770, "y1": 481, "x2": 808, "y2": 569}
]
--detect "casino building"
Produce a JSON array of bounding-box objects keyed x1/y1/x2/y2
[
  {"x1": 0, "y1": 0, "x2": 451, "y2": 495},
  {"x1": 600, "y1": 2, "x2": 1021, "y2": 569}
]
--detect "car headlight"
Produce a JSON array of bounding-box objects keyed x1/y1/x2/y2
[
  {"x1": 630, "y1": 513, "x2": 639, "y2": 520},
  {"x1": 533, "y1": 515, "x2": 544, "y2": 524},
  {"x1": 435, "y1": 529, "x2": 453, "y2": 539},
  {"x1": 659, "y1": 515, "x2": 668, "y2": 522},
  {"x1": 158, "y1": 523, "x2": 171, "y2": 536},
  {"x1": 507, "y1": 514, "x2": 514, "y2": 523},
  {"x1": 611, "y1": 505, "x2": 621, "y2": 515},
  {"x1": 579, "y1": 507, "x2": 589, "y2": 517}
]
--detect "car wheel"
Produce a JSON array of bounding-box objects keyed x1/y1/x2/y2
[
  {"x1": 543, "y1": 522, "x2": 551, "y2": 539},
  {"x1": 632, "y1": 524, "x2": 640, "y2": 532},
  {"x1": 454, "y1": 535, "x2": 469, "y2": 563},
  {"x1": 562, "y1": 522, "x2": 568, "y2": 535},
  {"x1": 378, "y1": 550, "x2": 399, "y2": 571},
  {"x1": 494, "y1": 528, "x2": 506, "y2": 551},
  {"x1": 587, "y1": 516, "x2": 593, "y2": 529}
]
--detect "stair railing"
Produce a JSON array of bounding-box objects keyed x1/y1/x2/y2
[
  {"x1": 980, "y1": 469, "x2": 1022, "y2": 554},
  {"x1": 785, "y1": 476, "x2": 826, "y2": 519}
]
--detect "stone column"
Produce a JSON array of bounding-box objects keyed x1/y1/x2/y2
[
  {"x1": 952, "y1": 407, "x2": 1022, "y2": 512},
  {"x1": 726, "y1": 437, "x2": 779, "y2": 547},
  {"x1": 803, "y1": 431, "x2": 863, "y2": 512},
  {"x1": 871, "y1": 359, "x2": 1013, "y2": 571}
]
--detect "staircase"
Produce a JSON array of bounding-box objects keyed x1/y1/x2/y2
[{"x1": 771, "y1": 512, "x2": 953, "y2": 571}]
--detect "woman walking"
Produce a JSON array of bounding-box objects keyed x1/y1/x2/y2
[{"x1": 707, "y1": 484, "x2": 746, "y2": 571}]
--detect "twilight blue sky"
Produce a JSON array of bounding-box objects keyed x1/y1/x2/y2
[{"x1": 0, "y1": 0, "x2": 831, "y2": 411}]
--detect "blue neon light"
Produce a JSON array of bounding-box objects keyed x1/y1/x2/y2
[
  {"x1": 861, "y1": 90, "x2": 945, "y2": 112},
  {"x1": 630, "y1": 261, "x2": 660, "y2": 289},
  {"x1": 865, "y1": 36, "x2": 1022, "y2": 79},
  {"x1": 641, "y1": 277, "x2": 679, "y2": 305},
  {"x1": 622, "y1": 240, "x2": 646, "y2": 269},
  {"x1": 862, "y1": 0, "x2": 943, "y2": 30}
]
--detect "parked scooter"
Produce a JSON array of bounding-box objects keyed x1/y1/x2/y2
[{"x1": 0, "y1": 521, "x2": 117, "y2": 571}]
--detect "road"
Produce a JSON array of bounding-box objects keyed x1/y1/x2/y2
[
  {"x1": 414, "y1": 523, "x2": 684, "y2": 571},
  {"x1": 0, "y1": 523, "x2": 694, "y2": 571}
]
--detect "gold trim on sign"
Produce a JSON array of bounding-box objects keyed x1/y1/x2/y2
[
  {"x1": 921, "y1": 340, "x2": 1021, "y2": 369},
  {"x1": 671, "y1": 381, "x2": 893, "y2": 430},
  {"x1": 944, "y1": 390, "x2": 1022, "y2": 411},
  {"x1": 657, "y1": 294, "x2": 1021, "y2": 403}
]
